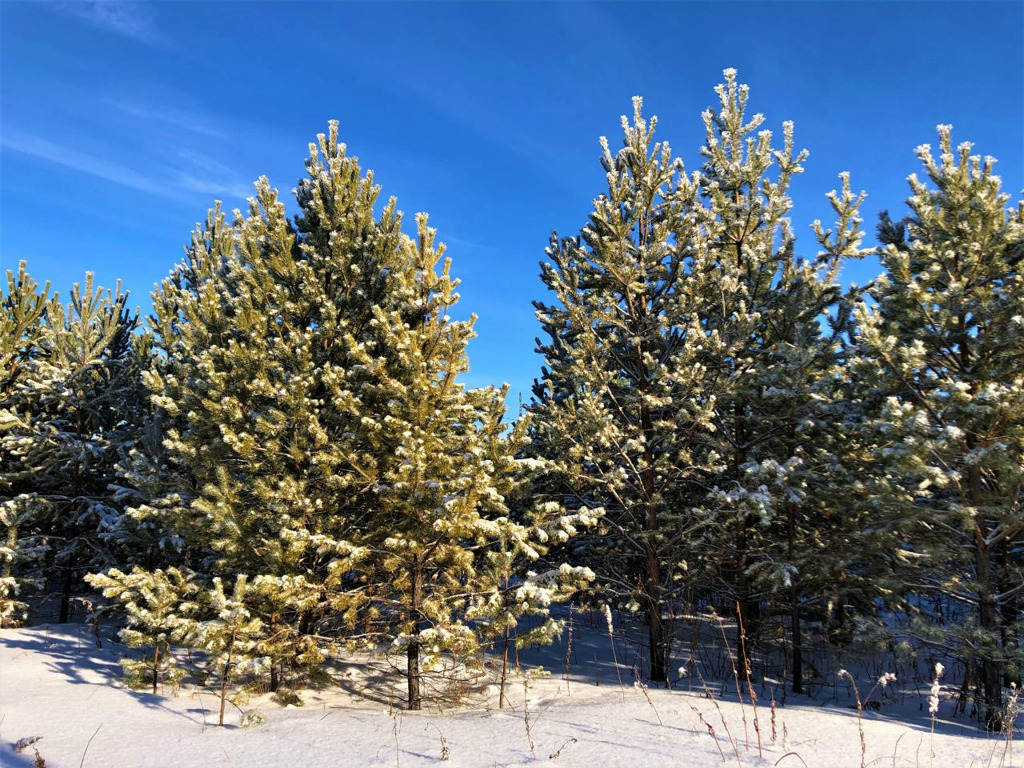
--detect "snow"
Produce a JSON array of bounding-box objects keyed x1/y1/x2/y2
[{"x1": 0, "y1": 620, "x2": 1014, "y2": 768}]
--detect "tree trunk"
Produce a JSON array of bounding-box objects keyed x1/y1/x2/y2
[
  {"x1": 407, "y1": 636, "x2": 422, "y2": 711},
  {"x1": 152, "y1": 642, "x2": 161, "y2": 695},
  {"x1": 639, "y1": 395, "x2": 668, "y2": 684},
  {"x1": 732, "y1": 399, "x2": 759, "y2": 669},
  {"x1": 790, "y1": 583, "x2": 803, "y2": 695},
  {"x1": 644, "y1": 581, "x2": 667, "y2": 683},
  {"x1": 973, "y1": 525, "x2": 1002, "y2": 728},
  {"x1": 218, "y1": 667, "x2": 230, "y2": 729},
  {"x1": 786, "y1": 494, "x2": 803, "y2": 695},
  {"x1": 267, "y1": 613, "x2": 280, "y2": 692},
  {"x1": 968, "y1": 433, "x2": 1003, "y2": 731},
  {"x1": 407, "y1": 561, "x2": 423, "y2": 711},
  {"x1": 219, "y1": 633, "x2": 235, "y2": 726},
  {"x1": 219, "y1": 670, "x2": 229, "y2": 726},
  {"x1": 977, "y1": 558, "x2": 1004, "y2": 730},
  {"x1": 59, "y1": 565, "x2": 73, "y2": 624},
  {"x1": 998, "y1": 541, "x2": 1020, "y2": 688},
  {"x1": 499, "y1": 624, "x2": 510, "y2": 708},
  {"x1": 979, "y1": 592, "x2": 1004, "y2": 731}
]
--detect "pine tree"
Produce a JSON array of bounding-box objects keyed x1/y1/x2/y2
[
  {"x1": 1, "y1": 274, "x2": 139, "y2": 622},
  {"x1": 105, "y1": 332, "x2": 189, "y2": 571},
  {"x1": 692, "y1": 71, "x2": 869, "y2": 676},
  {"x1": 530, "y1": 71, "x2": 869, "y2": 684},
  {"x1": 247, "y1": 574, "x2": 326, "y2": 694},
  {"x1": 87, "y1": 565, "x2": 201, "y2": 693},
  {"x1": 193, "y1": 575, "x2": 265, "y2": 725},
  {"x1": 0, "y1": 264, "x2": 50, "y2": 626},
  {"x1": 141, "y1": 122, "x2": 573, "y2": 709},
  {"x1": 0, "y1": 494, "x2": 45, "y2": 627},
  {"x1": 142, "y1": 183, "x2": 372, "y2": 676},
  {"x1": 852, "y1": 127, "x2": 1024, "y2": 729},
  {"x1": 531, "y1": 97, "x2": 717, "y2": 684}
]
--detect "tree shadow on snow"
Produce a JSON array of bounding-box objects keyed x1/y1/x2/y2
[{"x1": 1, "y1": 623, "x2": 215, "y2": 728}]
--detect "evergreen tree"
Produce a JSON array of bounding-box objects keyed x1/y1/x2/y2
[
  {"x1": 87, "y1": 565, "x2": 201, "y2": 693},
  {"x1": 106, "y1": 332, "x2": 189, "y2": 570},
  {"x1": 1, "y1": 274, "x2": 139, "y2": 622},
  {"x1": 0, "y1": 494, "x2": 45, "y2": 627},
  {"x1": 531, "y1": 97, "x2": 716, "y2": 683},
  {"x1": 852, "y1": 127, "x2": 1024, "y2": 728},
  {"x1": 193, "y1": 575, "x2": 265, "y2": 725},
  {"x1": 692, "y1": 71, "x2": 868, "y2": 676},
  {"x1": 141, "y1": 122, "x2": 577, "y2": 709},
  {"x1": 0, "y1": 264, "x2": 50, "y2": 625},
  {"x1": 0, "y1": 263, "x2": 50, "y2": 396},
  {"x1": 142, "y1": 182, "x2": 370, "y2": 678},
  {"x1": 531, "y1": 71, "x2": 869, "y2": 684}
]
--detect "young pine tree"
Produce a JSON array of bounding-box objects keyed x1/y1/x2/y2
[
  {"x1": 852, "y1": 127, "x2": 1024, "y2": 729},
  {"x1": 87, "y1": 566, "x2": 201, "y2": 693},
  {"x1": 194, "y1": 575, "x2": 265, "y2": 725}
]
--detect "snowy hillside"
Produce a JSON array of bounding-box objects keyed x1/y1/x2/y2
[{"x1": 0, "y1": 621, "x2": 1013, "y2": 768}]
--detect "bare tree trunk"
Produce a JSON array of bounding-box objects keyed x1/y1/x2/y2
[
  {"x1": 640, "y1": 395, "x2": 668, "y2": 685},
  {"x1": 407, "y1": 560, "x2": 423, "y2": 711},
  {"x1": 499, "y1": 624, "x2": 510, "y2": 708},
  {"x1": 59, "y1": 564, "x2": 72, "y2": 624},
  {"x1": 976, "y1": 539, "x2": 1004, "y2": 731},
  {"x1": 645, "y1": 592, "x2": 667, "y2": 683},
  {"x1": 979, "y1": 590, "x2": 1004, "y2": 731},
  {"x1": 787, "y1": 496, "x2": 803, "y2": 695},
  {"x1": 152, "y1": 642, "x2": 161, "y2": 695}
]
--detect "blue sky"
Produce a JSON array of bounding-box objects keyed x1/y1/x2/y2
[{"x1": 2, "y1": 1, "x2": 1022, "y2": 405}]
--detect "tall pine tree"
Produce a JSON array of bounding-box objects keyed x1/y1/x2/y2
[
  {"x1": 1, "y1": 273, "x2": 139, "y2": 623},
  {"x1": 692, "y1": 70, "x2": 868, "y2": 676},
  {"x1": 531, "y1": 71, "x2": 869, "y2": 684},
  {"x1": 0, "y1": 264, "x2": 50, "y2": 626},
  {"x1": 531, "y1": 97, "x2": 717, "y2": 683},
  {"x1": 853, "y1": 127, "x2": 1024, "y2": 728}
]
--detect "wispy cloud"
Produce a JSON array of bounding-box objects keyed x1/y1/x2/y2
[
  {"x1": 47, "y1": 1, "x2": 163, "y2": 46},
  {"x1": 2, "y1": 132, "x2": 169, "y2": 197},
  {"x1": 176, "y1": 173, "x2": 253, "y2": 202},
  {"x1": 109, "y1": 100, "x2": 225, "y2": 137},
  {"x1": 2, "y1": 134, "x2": 253, "y2": 204},
  {"x1": 175, "y1": 149, "x2": 241, "y2": 179},
  {"x1": 174, "y1": 149, "x2": 254, "y2": 200}
]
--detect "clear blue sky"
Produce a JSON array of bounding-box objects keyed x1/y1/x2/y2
[{"x1": 2, "y1": 1, "x2": 1022, "y2": 405}]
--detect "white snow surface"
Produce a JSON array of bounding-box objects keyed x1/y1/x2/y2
[{"x1": 0, "y1": 622, "x2": 1014, "y2": 767}]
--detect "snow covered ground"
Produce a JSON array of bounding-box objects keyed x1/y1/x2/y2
[{"x1": 0, "y1": 620, "x2": 1016, "y2": 767}]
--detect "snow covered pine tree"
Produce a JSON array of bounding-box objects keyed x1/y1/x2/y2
[
  {"x1": 852, "y1": 127, "x2": 1024, "y2": 729},
  {"x1": 531, "y1": 71, "x2": 868, "y2": 684},
  {"x1": 137, "y1": 122, "x2": 587, "y2": 710},
  {"x1": 1, "y1": 273, "x2": 139, "y2": 624},
  {"x1": 531, "y1": 97, "x2": 715, "y2": 684},
  {"x1": 0, "y1": 264, "x2": 50, "y2": 626}
]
